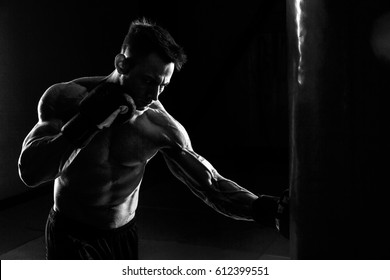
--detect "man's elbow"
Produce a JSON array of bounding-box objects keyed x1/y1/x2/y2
[
  {"x1": 17, "y1": 156, "x2": 47, "y2": 188},
  {"x1": 18, "y1": 164, "x2": 41, "y2": 188}
]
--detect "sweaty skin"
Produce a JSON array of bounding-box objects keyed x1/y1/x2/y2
[{"x1": 19, "y1": 56, "x2": 258, "y2": 230}]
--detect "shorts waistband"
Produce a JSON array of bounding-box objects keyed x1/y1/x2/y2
[{"x1": 48, "y1": 207, "x2": 136, "y2": 236}]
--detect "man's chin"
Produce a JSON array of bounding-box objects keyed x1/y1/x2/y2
[
  {"x1": 136, "y1": 102, "x2": 153, "y2": 111},
  {"x1": 136, "y1": 105, "x2": 149, "y2": 112}
]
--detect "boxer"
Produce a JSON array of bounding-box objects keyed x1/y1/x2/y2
[{"x1": 18, "y1": 18, "x2": 288, "y2": 260}]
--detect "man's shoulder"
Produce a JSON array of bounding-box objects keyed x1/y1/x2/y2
[
  {"x1": 42, "y1": 80, "x2": 82, "y2": 101},
  {"x1": 145, "y1": 101, "x2": 176, "y2": 127},
  {"x1": 69, "y1": 76, "x2": 106, "y2": 90},
  {"x1": 38, "y1": 78, "x2": 93, "y2": 121},
  {"x1": 145, "y1": 101, "x2": 192, "y2": 149},
  {"x1": 42, "y1": 76, "x2": 105, "y2": 99}
]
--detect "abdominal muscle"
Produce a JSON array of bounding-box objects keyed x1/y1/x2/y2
[{"x1": 53, "y1": 163, "x2": 144, "y2": 229}]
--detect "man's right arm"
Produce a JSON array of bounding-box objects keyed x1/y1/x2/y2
[
  {"x1": 18, "y1": 84, "x2": 85, "y2": 187},
  {"x1": 18, "y1": 81, "x2": 136, "y2": 187}
]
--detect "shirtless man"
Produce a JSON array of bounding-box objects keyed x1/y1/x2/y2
[{"x1": 18, "y1": 18, "x2": 288, "y2": 260}]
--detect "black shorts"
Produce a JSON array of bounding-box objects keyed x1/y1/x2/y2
[{"x1": 45, "y1": 208, "x2": 138, "y2": 260}]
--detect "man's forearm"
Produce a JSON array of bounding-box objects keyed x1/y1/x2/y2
[
  {"x1": 205, "y1": 177, "x2": 259, "y2": 221},
  {"x1": 18, "y1": 133, "x2": 80, "y2": 187}
]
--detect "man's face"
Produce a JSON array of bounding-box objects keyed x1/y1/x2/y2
[{"x1": 122, "y1": 52, "x2": 174, "y2": 111}]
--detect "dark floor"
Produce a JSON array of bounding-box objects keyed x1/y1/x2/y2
[{"x1": 0, "y1": 181, "x2": 289, "y2": 260}]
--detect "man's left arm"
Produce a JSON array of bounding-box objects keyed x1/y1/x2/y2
[
  {"x1": 161, "y1": 143, "x2": 289, "y2": 238},
  {"x1": 149, "y1": 103, "x2": 289, "y2": 237},
  {"x1": 161, "y1": 145, "x2": 259, "y2": 221}
]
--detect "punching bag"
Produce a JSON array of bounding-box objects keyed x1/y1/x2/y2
[{"x1": 287, "y1": 0, "x2": 390, "y2": 259}]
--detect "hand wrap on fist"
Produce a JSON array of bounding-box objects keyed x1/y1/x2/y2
[
  {"x1": 275, "y1": 189, "x2": 290, "y2": 239},
  {"x1": 252, "y1": 189, "x2": 290, "y2": 239},
  {"x1": 61, "y1": 82, "x2": 136, "y2": 148}
]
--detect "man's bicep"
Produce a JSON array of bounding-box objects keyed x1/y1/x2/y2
[
  {"x1": 160, "y1": 146, "x2": 221, "y2": 191},
  {"x1": 155, "y1": 105, "x2": 220, "y2": 189}
]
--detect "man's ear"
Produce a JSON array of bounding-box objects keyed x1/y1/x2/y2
[{"x1": 115, "y1": 54, "x2": 133, "y2": 74}]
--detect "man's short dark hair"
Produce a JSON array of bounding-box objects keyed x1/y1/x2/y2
[{"x1": 121, "y1": 18, "x2": 187, "y2": 71}]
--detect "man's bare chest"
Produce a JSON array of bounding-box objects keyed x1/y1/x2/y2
[{"x1": 77, "y1": 121, "x2": 163, "y2": 167}]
